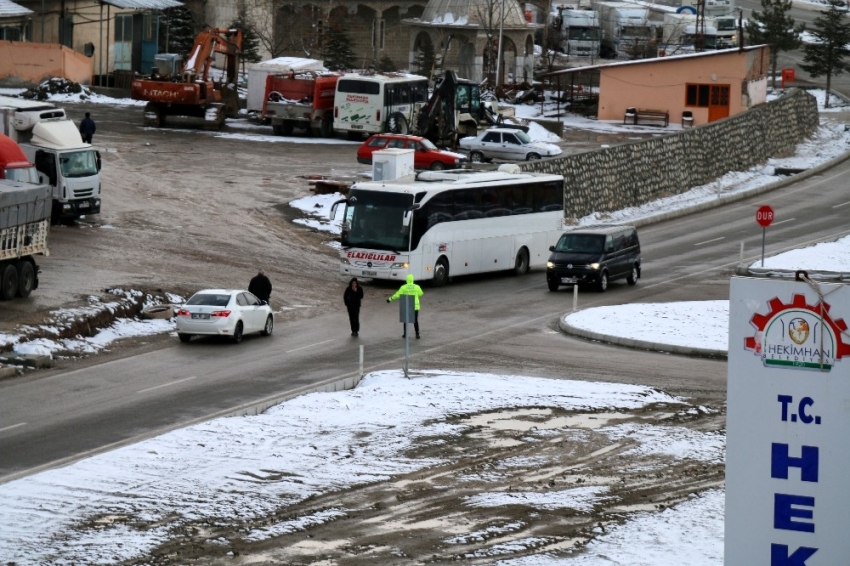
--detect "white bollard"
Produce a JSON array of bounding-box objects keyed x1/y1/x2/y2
[
  {"x1": 359, "y1": 345, "x2": 364, "y2": 377},
  {"x1": 572, "y1": 284, "x2": 579, "y2": 312}
]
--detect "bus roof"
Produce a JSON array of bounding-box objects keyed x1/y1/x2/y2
[
  {"x1": 339, "y1": 72, "x2": 428, "y2": 84},
  {"x1": 352, "y1": 169, "x2": 564, "y2": 193}
]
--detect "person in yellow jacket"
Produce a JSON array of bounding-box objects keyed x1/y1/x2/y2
[{"x1": 387, "y1": 274, "x2": 424, "y2": 339}]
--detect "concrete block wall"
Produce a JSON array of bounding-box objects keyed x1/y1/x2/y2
[{"x1": 521, "y1": 89, "x2": 819, "y2": 221}]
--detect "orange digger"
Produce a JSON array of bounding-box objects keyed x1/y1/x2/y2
[{"x1": 131, "y1": 27, "x2": 243, "y2": 130}]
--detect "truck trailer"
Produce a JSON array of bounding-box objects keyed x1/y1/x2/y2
[
  {"x1": 0, "y1": 96, "x2": 102, "y2": 221},
  {"x1": 0, "y1": 179, "x2": 51, "y2": 299},
  {"x1": 594, "y1": 1, "x2": 656, "y2": 59}
]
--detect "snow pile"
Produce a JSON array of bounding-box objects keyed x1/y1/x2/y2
[{"x1": 754, "y1": 233, "x2": 850, "y2": 272}]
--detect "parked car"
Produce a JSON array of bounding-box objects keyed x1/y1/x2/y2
[
  {"x1": 459, "y1": 128, "x2": 562, "y2": 163},
  {"x1": 356, "y1": 133, "x2": 466, "y2": 170},
  {"x1": 546, "y1": 226, "x2": 641, "y2": 292},
  {"x1": 175, "y1": 289, "x2": 274, "y2": 343}
]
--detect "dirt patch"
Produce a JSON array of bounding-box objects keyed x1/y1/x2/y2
[{"x1": 122, "y1": 404, "x2": 724, "y2": 565}]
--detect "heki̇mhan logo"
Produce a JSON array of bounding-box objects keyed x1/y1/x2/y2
[{"x1": 745, "y1": 294, "x2": 850, "y2": 371}]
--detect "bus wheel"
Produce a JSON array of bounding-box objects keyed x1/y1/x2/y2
[
  {"x1": 433, "y1": 258, "x2": 449, "y2": 287},
  {"x1": 513, "y1": 248, "x2": 529, "y2": 276},
  {"x1": 389, "y1": 114, "x2": 409, "y2": 134}
]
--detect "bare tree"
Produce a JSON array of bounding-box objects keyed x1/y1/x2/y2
[{"x1": 475, "y1": 0, "x2": 508, "y2": 84}]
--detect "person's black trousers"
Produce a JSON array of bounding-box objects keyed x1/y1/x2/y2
[
  {"x1": 402, "y1": 310, "x2": 419, "y2": 337},
  {"x1": 347, "y1": 307, "x2": 360, "y2": 333}
]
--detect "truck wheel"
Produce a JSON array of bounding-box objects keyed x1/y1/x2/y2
[
  {"x1": 320, "y1": 114, "x2": 333, "y2": 137},
  {"x1": 281, "y1": 121, "x2": 295, "y2": 136},
  {"x1": 272, "y1": 124, "x2": 284, "y2": 136},
  {"x1": 15, "y1": 261, "x2": 35, "y2": 298},
  {"x1": 1, "y1": 264, "x2": 18, "y2": 301}
]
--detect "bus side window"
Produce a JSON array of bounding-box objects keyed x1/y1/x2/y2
[
  {"x1": 534, "y1": 181, "x2": 563, "y2": 212},
  {"x1": 385, "y1": 85, "x2": 396, "y2": 106},
  {"x1": 423, "y1": 192, "x2": 453, "y2": 228}
]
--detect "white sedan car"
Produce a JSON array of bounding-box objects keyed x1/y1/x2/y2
[
  {"x1": 175, "y1": 289, "x2": 274, "y2": 343},
  {"x1": 459, "y1": 128, "x2": 562, "y2": 163}
]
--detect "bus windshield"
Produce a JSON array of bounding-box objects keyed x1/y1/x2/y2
[
  {"x1": 59, "y1": 150, "x2": 98, "y2": 178},
  {"x1": 342, "y1": 189, "x2": 415, "y2": 251}
]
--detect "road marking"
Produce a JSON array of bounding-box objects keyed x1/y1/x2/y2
[
  {"x1": 694, "y1": 237, "x2": 725, "y2": 246},
  {"x1": 137, "y1": 375, "x2": 197, "y2": 394},
  {"x1": 0, "y1": 423, "x2": 26, "y2": 433},
  {"x1": 832, "y1": 201, "x2": 850, "y2": 209},
  {"x1": 772, "y1": 217, "x2": 796, "y2": 226},
  {"x1": 287, "y1": 339, "x2": 335, "y2": 353}
]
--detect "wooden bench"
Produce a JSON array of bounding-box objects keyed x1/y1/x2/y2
[{"x1": 623, "y1": 107, "x2": 669, "y2": 127}]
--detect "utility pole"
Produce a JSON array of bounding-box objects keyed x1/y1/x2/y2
[{"x1": 695, "y1": 0, "x2": 706, "y2": 52}]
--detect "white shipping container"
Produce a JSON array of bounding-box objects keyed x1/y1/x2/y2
[{"x1": 246, "y1": 57, "x2": 326, "y2": 113}]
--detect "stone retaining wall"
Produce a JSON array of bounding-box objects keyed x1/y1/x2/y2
[{"x1": 521, "y1": 89, "x2": 819, "y2": 221}]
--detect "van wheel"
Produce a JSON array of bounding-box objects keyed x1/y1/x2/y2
[
  {"x1": 433, "y1": 258, "x2": 449, "y2": 287},
  {"x1": 514, "y1": 247, "x2": 529, "y2": 275},
  {"x1": 547, "y1": 278, "x2": 559, "y2": 292},
  {"x1": 16, "y1": 260, "x2": 35, "y2": 298},
  {"x1": 596, "y1": 271, "x2": 609, "y2": 293},
  {"x1": 627, "y1": 266, "x2": 638, "y2": 285},
  {"x1": 1, "y1": 264, "x2": 18, "y2": 300}
]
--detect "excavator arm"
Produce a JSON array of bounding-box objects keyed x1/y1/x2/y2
[{"x1": 182, "y1": 27, "x2": 243, "y2": 83}]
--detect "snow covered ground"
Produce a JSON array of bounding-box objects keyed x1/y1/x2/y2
[{"x1": 0, "y1": 84, "x2": 847, "y2": 564}]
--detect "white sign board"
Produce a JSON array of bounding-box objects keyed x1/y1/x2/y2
[{"x1": 726, "y1": 277, "x2": 850, "y2": 565}]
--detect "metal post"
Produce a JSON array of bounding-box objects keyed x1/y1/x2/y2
[
  {"x1": 572, "y1": 284, "x2": 578, "y2": 312},
  {"x1": 98, "y1": 4, "x2": 103, "y2": 86},
  {"x1": 41, "y1": 0, "x2": 44, "y2": 42},
  {"x1": 761, "y1": 227, "x2": 766, "y2": 267},
  {"x1": 404, "y1": 324, "x2": 409, "y2": 378},
  {"x1": 739, "y1": 241, "x2": 744, "y2": 264},
  {"x1": 359, "y1": 344, "x2": 364, "y2": 377}
]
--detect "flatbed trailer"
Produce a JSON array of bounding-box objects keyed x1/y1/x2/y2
[{"x1": 0, "y1": 179, "x2": 51, "y2": 299}]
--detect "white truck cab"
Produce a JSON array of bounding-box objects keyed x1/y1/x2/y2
[{"x1": 0, "y1": 96, "x2": 102, "y2": 221}]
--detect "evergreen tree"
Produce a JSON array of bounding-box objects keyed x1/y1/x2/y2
[
  {"x1": 323, "y1": 23, "x2": 357, "y2": 71},
  {"x1": 800, "y1": 0, "x2": 850, "y2": 108},
  {"x1": 159, "y1": 6, "x2": 197, "y2": 58},
  {"x1": 377, "y1": 55, "x2": 397, "y2": 73},
  {"x1": 745, "y1": 0, "x2": 805, "y2": 88},
  {"x1": 230, "y1": 16, "x2": 262, "y2": 63}
]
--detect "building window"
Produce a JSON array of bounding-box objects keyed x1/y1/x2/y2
[
  {"x1": 685, "y1": 83, "x2": 711, "y2": 107},
  {"x1": 115, "y1": 14, "x2": 132, "y2": 41}
]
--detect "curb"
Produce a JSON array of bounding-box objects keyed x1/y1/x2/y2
[
  {"x1": 558, "y1": 314, "x2": 728, "y2": 359},
  {"x1": 735, "y1": 263, "x2": 850, "y2": 281}
]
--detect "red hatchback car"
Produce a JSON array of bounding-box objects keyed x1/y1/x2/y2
[{"x1": 356, "y1": 134, "x2": 466, "y2": 170}]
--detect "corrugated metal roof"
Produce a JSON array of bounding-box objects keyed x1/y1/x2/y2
[
  {"x1": 98, "y1": 0, "x2": 182, "y2": 9},
  {"x1": 0, "y1": 0, "x2": 33, "y2": 18}
]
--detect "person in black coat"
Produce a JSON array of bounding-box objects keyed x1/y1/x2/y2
[
  {"x1": 79, "y1": 112, "x2": 96, "y2": 144},
  {"x1": 343, "y1": 277, "x2": 364, "y2": 337},
  {"x1": 248, "y1": 270, "x2": 272, "y2": 303}
]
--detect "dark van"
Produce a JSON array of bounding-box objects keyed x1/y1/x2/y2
[{"x1": 546, "y1": 225, "x2": 641, "y2": 292}]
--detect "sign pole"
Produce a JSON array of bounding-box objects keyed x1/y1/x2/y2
[{"x1": 761, "y1": 226, "x2": 766, "y2": 267}]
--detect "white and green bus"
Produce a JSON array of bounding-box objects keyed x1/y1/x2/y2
[
  {"x1": 331, "y1": 168, "x2": 565, "y2": 285},
  {"x1": 333, "y1": 72, "x2": 429, "y2": 139}
]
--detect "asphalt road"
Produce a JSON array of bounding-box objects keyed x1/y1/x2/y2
[{"x1": 1, "y1": 142, "x2": 849, "y2": 481}]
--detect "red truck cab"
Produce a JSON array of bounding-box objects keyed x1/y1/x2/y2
[{"x1": 0, "y1": 133, "x2": 38, "y2": 183}]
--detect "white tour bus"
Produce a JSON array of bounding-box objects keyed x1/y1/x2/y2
[
  {"x1": 331, "y1": 168, "x2": 565, "y2": 285},
  {"x1": 333, "y1": 72, "x2": 429, "y2": 139}
]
